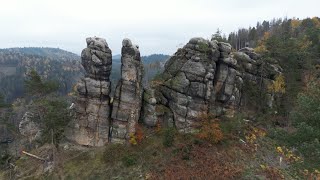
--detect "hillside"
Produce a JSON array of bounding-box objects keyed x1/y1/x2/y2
[
  {"x1": 0, "y1": 48, "x2": 83, "y2": 102},
  {"x1": 0, "y1": 47, "x2": 169, "y2": 102},
  {"x1": 0, "y1": 47, "x2": 80, "y2": 61},
  {"x1": 0, "y1": 17, "x2": 320, "y2": 180},
  {"x1": 111, "y1": 53, "x2": 170, "y2": 91}
]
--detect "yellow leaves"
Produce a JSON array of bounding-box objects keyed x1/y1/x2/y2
[
  {"x1": 260, "y1": 165, "x2": 285, "y2": 179},
  {"x1": 260, "y1": 164, "x2": 266, "y2": 170},
  {"x1": 253, "y1": 127, "x2": 266, "y2": 137},
  {"x1": 268, "y1": 74, "x2": 286, "y2": 94},
  {"x1": 276, "y1": 146, "x2": 302, "y2": 164},
  {"x1": 245, "y1": 127, "x2": 266, "y2": 145},
  {"x1": 312, "y1": 17, "x2": 320, "y2": 28},
  {"x1": 245, "y1": 133, "x2": 257, "y2": 144},
  {"x1": 129, "y1": 125, "x2": 145, "y2": 145},
  {"x1": 298, "y1": 35, "x2": 312, "y2": 51},
  {"x1": 254, "y1": 32, "x2": 270, "y2": 54},
  {"x1": 129, "y1": 133, "x2": 137, "y2": 145},
  {"x1": 276, "y1": 146, "x2": 283, "y2": 154},
  {"x1": 145, "y1": 173, "x2": 152, "y2": 179},
  {"x1": 291, "y1": 19, "x2": 301, "y2": 29},
  {"x1": 254, "y1": 44, "x2": 268, "y2": 54},
  {"x1": 262, "y1": 32, "x2": 271, "y2": 41},
  {"x1": 243, "y1": 127, "x2": 266, "y2": 153},
  {"x1": 303, "y1": 169, "x2": 320, "y2": 179}
]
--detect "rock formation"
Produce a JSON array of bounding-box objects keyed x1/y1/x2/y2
[
  {"x1": 67, "y1": 37, "x2": 112, "y2": 146},
  {"x1": 111, "y1": 39, "x2": 143, "y2": 143},
  {"x1": 67, "y1": 36, "x2": 281, "y2": 145},
  {"x1": 19, "y1": 112, "x2": 42, "y2": 142},
  {"x1": 144, "y1": 38, "x2": 281, "y2": 132}
]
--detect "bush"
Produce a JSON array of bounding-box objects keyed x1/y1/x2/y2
[
  {"x1": 31, "y1": 98, "x2": 72, "y2": 146},
  {"x1": 163, "y1": 128, "x2": 176, "y2": 147},
  {"x1": 0, "y1": 152, "x2": 10, "y2": 169},
  {"x1": 121, "y1": 154, "x2": 138, "y2": 167},
  {"x1": 197, "y1": 114, "x2": 224, "y2": 144},
  {"x1": 220, "y1": 113, "x2": 246, "y2": 137}
]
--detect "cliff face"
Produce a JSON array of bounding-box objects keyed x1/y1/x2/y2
[{"x1": 68, "y1": 37, "x2": 281, "y2": 146}]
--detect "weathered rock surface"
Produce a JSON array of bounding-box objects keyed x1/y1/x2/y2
[
  {"x1": 146, "y1": 38, "x2": 281, "y2": 132},
  {"x1": 142, "y1": 88, "x2": 157, "y2": 127},
  {"x1": 19, "y1": 112, "x2": 42, "y2": 142},
  {"x1": 67, "y1": 37, "x2": 112, "y2": 146},
  {"x1": 111, "y1": 39, "x2": 143, "y2": 143}
]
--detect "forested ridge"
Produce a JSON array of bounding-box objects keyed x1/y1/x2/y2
[
  {"x1": 0, "y1": 47, "x2": 169, "y2": 102},
  {"x1": 0, "y1": 48, "x2": 83, "y2": 102}
]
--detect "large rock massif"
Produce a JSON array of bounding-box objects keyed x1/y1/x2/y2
[
  {"x1": 67, "y1": 37, "x2": 281, "y2": 146},
  {"x1": 146, "y1": 38, "x2": 281, "y2": 132}
]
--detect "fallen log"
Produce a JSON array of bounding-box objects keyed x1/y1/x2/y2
[{"x1": 22, "y1": 151, "x2": 46, "y2": 161}]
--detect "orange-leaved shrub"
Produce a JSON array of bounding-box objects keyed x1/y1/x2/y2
[
  {"x1": 129, "y1": 124, "x2": 145, "y2": 145},
  {"x1": 196, "y1": 114, "x2": 224, "y2": 144}
]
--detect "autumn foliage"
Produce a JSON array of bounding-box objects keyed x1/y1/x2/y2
[
  {"x1": 158, "y1": 145, "x2": 243, "y2": 180},
  {"x1": 260, "y1": 165, "x2": 285, "y2": 180},
  {"x1": 268, "y1": 74, "x2": 286, "y2": 94},
  {"x1": 196, "y1": 114, "x2": 224, "y2": 144},
  {"x1": 129, "y1": 125, "x2": 145, "y2": 145}
]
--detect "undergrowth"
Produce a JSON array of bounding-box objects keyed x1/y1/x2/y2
[{"x1": 0, "y1": 114, "x2": 305, "y2": 179}]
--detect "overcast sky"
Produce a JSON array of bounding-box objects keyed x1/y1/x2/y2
[{"x1": 0, "y1": 0, "x2": 319, "y2": 55}]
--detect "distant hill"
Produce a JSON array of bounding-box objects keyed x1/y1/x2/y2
[
  {"x1": 0, "y1": 47, "x2": 79, "y2": 61},
  {"x1": 0, "y1": 48, "x2": 82, "y2": 102},
  {"x1": 112, "y1": 54, "x2": 170, "y2": 63},
  {"x1": 110, "y1": 54, "x2": 170, "y2": 89},
  {"x1": 0, "y1": 48, "x2": 169, "y2": 101},
  {"x1": 112, "y1": 54, "x2": 121, "y2": 60},
  {"x1": 142, "y1": 54, "x2": 170, "y2": 63}
]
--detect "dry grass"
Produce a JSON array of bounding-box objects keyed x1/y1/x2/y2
[{"x1": 2, "y1": 123, "x2": 298, "y2": 179}]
